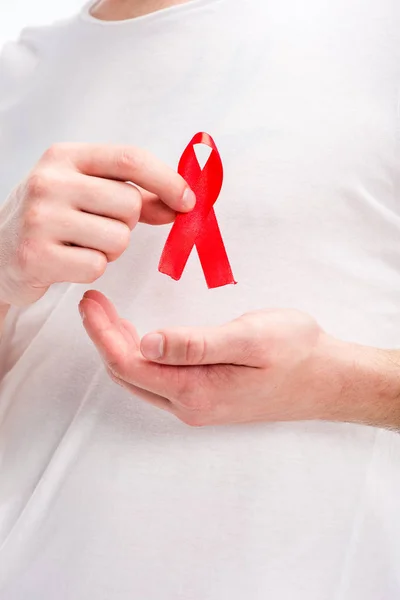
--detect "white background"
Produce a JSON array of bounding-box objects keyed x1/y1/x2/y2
[{"x1": 0, "y1": 0, "x2": 86, "y2": 49}]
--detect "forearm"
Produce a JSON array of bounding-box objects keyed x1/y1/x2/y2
[{"x1": 323, "y1": 338, "x2": 400, "y2": 430}]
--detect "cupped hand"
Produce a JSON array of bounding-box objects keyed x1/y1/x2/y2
[{"x1": 79, "y1": 290, "x2": 360, "y2": 427}]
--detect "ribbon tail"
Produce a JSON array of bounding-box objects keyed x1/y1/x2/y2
[
  {"x1": 158, "y1": 213, "x2": 196, "y2": 280},
  {"x1": 195, "y1": 209, "x2": 236, "y2": 289},
  {"x1": 159, "y1": 131, "x2": 236, "y2": 288}
]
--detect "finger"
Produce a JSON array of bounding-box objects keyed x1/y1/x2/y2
[
  {"x1": 82, "y1": 291, "x2": 141, "y2": 346},
  {"x1": 105, "y1": 365, "x2": 173, "y2": 413},
  {"x1": 139, "y1": 194, "x2": 176, "y2": 225},
  {"x1": 79, "y1": 292, "x2": 210, "y2": 407},
  {"x1": 128, "y1": 184, "x2": 176, "y2": 225},
  {"x1": 108, "y1": 351, "x2": 210, "y2": 410},
  {"x1": 79, "y1": 292, "x2": 137, "y2": 369},
  {"x1": 69, "y1": 174, "x2": 142, "y2": 229},
  {"x1": 29, "y1": 244, "x2": 108, "y2": 285},
  {"x1": 49, "y1": 143, "x2": 196, "y2": 213},
  {"x1": 120, "y1": 319, "x2": 141, "y2": 346},
  {"x1": 50, "y1": 209, "x2": 132, "y2": 262},
  {"x1": 82, "y1": 289, "x2": 120, "y2": 324},
  {"x1": 80, "y1": 294, "x2": 180, "y2": 416},
  {"x1": 65, "y1": 175, "x2": 174, "y2": 227},
  {"x1": 105, "y1": 363, "x2": 222, "y2": 427},
  {"x1": 139, "y1": 319, "x2": 264, "y2": 367}
]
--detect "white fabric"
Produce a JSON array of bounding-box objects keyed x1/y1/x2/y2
[{"x1": 0, "y1": 1, "x2": 400, "y2": 598}]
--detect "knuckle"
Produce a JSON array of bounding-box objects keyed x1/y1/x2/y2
[
  {"x1": 107, "y1": 224, "x2": 131, "y2": 262},
  {"x1": 23, "y1": 198, "x2": 50, "y2": 231},
  {"x1": 41, "y1": 143, "x2": 68, "y2": 163},
  {"x1": 115, "y1": 149, "x2": 143, "y2": 174},
  {"x1": 184, "y1": 334, "x2": 207, "y2": 365},
  {"x1": 128, "y1": 189, "x2": 142, "y2": 226},
  {"x1": 84, "y1": 253, "x2": 108, "y2": 282},
  {"x1": 15, "y1": 237, "x2": 46, "y2": 278},
  {"x1": 25, "y1": 170, "x2": 53, "y2": 200}
]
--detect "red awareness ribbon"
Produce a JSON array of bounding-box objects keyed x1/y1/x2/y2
[{"x1": 158, "y1": 132, "x2": 236, "y2": 289}]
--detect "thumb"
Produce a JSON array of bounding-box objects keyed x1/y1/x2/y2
[
  {"x1": 79, "y1": 290, "x2": 139, "y2": 371},
  {"x1": 140, "y1": 317, "x2": 264, "y2": 367}
]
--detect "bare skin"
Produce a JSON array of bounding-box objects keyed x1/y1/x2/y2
[
  {"x1": 80, "y1": 291, "x2": 400, "y2": 430},
  {"x1": 1, "y1": 1, "x2": 400, "y2": 429},
  {"x1": 90, "y1": 0, "x2": 191, "y2": 21},
  {"x1": 0, "y1": 0, "x2": 189, "y2": 333},
  {"x1": 0, "y1": 142, "x2": 195, "y2": 323},
  {"x1": 77, "y1": 0, "x2": 400, "y2": 430}
]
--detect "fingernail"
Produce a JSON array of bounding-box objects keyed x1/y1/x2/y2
[
  {"x1": 182, "y1": 187, "x2": 196, "y2": 211},
  {"x1": 141, "y1": 333, "x2": 164, "y2": 360}
]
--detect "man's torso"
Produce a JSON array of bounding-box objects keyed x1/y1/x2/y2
[{"x1": 0, "y1": 1, "x2": 400, "y2": 598}]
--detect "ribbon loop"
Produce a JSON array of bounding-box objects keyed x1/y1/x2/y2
[{"x1": 159, "y1": 132, "x2": 236, "y2": 289}]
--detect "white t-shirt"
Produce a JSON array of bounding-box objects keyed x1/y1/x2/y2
[{"x1": 1, "y1": 0, "x2": 400, "y2": 598}]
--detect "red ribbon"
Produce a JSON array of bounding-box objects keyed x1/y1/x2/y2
[{"x1": 158, "y1": 132, "x2": 236, "y2": 289}]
